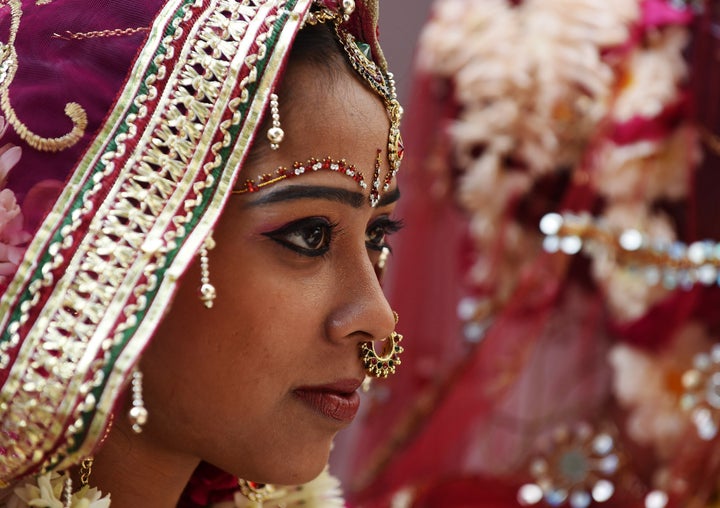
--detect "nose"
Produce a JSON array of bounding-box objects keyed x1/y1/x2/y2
[{"x1": 326, "y1": 250, "x2": 396, "y2": 344}]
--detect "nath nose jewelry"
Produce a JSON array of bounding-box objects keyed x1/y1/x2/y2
[{"x1": 360, "y1": 311, "x2": 404, "y2": 378}]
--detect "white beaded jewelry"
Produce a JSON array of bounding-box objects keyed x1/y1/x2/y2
[
  {"x1": 199, "y1": 234, "x2": 217, "y2": 309},
  {"x1": 129, "y1": 369, "x2": 148, "y2": 434},
  {"x1": 267, "y1": 93, "x2": 284, "y2": 150},
  {"x1": 64, "y1": 476, "x2": 73, "y2": 508}
]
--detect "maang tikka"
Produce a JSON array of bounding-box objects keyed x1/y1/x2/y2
[{"x1": 233, "y1": 1, "x2": 404, "y2": 206}]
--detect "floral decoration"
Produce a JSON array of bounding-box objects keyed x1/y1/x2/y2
[
  {"x1": 518, "y1": 423, "x2": 622, "y2": 508},
  {"x1": 0, "y1": 116, "x2": 29, "y2": 290},
  {"x1": 1, "y1": 468, "x2": 344, "y2": 508},
  {"x1": 680, "y1": 342, "x2": 720, "y2": 441},
  {"x1": 3, "y1": 472, "x2": 110, "y2": 508},
  {"x1": 609, "y1": 322, "x2": 712, "y2": 457},
  {"x1": 406, "y1": 0, "x2": 714, "y2": 506},
  {"x1": 0, "y1": 114, "x2": 66, "y2": 292},
  {"x1": 417, "y1": 0, "x2": 697, "y2": 334}
]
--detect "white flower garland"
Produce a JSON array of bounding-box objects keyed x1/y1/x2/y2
[
  {"x1": 418, "y1": 0, "x2": 696, "y2": 325},
  {"x1": 1, "y1": 469, "x2": 344, "y2": 508},
  {"x1": 2, "y1": 472, "x2": 110, "y2": 508}
]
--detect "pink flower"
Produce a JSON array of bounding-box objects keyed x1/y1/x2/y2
[
  {"x1": 0, "y1": 189, "x2": 29, "y2": 281},
  {"x1": 640, "y1": 0, "x2": 694, "y2": 29},
  {"x1": 0, "y1": 115, "x2": 31, "y2": 289}
]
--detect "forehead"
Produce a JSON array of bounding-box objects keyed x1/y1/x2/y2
[{"x1": 241, "y1": 60, "x2": 391, "y2": 187}]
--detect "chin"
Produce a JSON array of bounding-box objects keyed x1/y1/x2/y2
[{"x1": 229, "y1": 438, "x2": 333, "y2": 486}]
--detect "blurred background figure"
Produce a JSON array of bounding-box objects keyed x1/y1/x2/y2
[{"x1": 334, "y1": 0, "x2": 720, "y2": 506}]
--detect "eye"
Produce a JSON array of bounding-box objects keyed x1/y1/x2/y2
[
  {"x1": 264, "y1": 217, "x2": 337, "y2": 257},
  {"x1": 366, "y1": 216, "x2": 404, "y2": 252}
]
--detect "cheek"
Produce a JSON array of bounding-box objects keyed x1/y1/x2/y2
[{"x1": 142, "y1": 254, "x2": 325, "y2": 411}]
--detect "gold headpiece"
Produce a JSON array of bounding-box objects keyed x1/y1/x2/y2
[{"x1": 287, "y1": 0, "x2": 404, "y2": 207}]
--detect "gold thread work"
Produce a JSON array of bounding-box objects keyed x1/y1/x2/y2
[
  {"x1": 0, "y1": 0, "x2": 87, "y2": 152},
  {"x1": 52, "y1": 26, "x2": 150, "y2": 41},
  {"x1": 0, "y1": 0, "x2": 299, "y2": 481}
]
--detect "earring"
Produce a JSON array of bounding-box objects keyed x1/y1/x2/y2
[
  {"x1": 79, "y1": 457, "x2": 94, "y2": 487},
  {"x1": 266, "y1": 92, "x2": 284, "y2": 150},
  {"x1": 360, "y1": 311, "x2": 404, "y2": 378},
  {"x1": 199, "y1": 234, "x2": 216, "y2": 309},
  {"x1": 374, "y1": 246, "x2": 391, "y2": 280},
  {"x1": 238, "y1": 479, "x2": 277, "y2": 506},
  {"x1": 128, "y1": 368, "x2": 148, "y2": 433}
]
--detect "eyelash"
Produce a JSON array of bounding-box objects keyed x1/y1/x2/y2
[
  {"x1": 264, "y1": 217, "x2": 338, "y2": 258},
  {"x1": 366, "y1": 216, "x2": 404, "y2": 252},
  {"x1": 263, "y1": 216, "x2": 404, "y2": 258}
]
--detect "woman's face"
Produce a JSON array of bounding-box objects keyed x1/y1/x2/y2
[{"x1": 137, "y1": 58, "x2": 400, "y2": 485}]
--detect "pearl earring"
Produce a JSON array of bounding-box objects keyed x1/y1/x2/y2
[
  {"x1": 199, "y1": 234, "x2": 216, "y2": 309},
  {"x1": 128, "y1": 368, "x2": 148, "y2": 433},
  {"x1": 267, "y1": 92, "x2": 284, "y2": 150}
]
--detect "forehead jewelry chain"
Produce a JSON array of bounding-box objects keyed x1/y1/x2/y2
[{"x1": 232, "y1": 155, "x2": 369, "y2": 194}]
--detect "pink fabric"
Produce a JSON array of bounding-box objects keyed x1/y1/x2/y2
[{"x1": 2, "y1": 0, "x2": 163, "y2": 202}]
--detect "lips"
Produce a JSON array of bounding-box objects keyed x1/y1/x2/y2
[{"x1": 293, "y1": 379, "x2": 362, "y2": 423}]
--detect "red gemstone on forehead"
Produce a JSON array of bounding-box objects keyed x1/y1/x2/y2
[{"x1": 245, "y1": 181, "x2": 259, "y2": 192}]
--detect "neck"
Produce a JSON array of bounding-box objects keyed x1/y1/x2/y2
[{"x1": 89, "y1": 416, "x2": 200, "y2": 508}]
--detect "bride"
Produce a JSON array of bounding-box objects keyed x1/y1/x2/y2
[{"x1": 0, "y1": 0, "x2": 404, "y2": 506}]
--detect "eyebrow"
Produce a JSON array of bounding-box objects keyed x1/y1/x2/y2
[{"x1": 244, "y1": 184, "x2": 401, "y2": 208}]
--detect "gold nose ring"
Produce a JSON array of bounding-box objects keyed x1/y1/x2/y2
[{"x1": 359, "y1": 311, "x2": 403, "y2": 378}]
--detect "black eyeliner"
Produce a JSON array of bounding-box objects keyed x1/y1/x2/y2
[{"x1": 262, "y1": 217, "x2": 338, "y2": 258}]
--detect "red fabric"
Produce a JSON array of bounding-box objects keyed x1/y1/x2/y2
[
  {"x1": 179, "y1": 462, "x2": 239, "y2": 508},
  {"x1": 339, "y1": 2, "x2": 720, "y2": 507}
]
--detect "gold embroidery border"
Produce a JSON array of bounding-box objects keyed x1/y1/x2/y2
[
  {"x1": 0, "y1": 0, "x2": 314, "y2": 481},
  {"x1": 0, "y1": 0, "x2": 193, "y2": 480},
  {"x1": 86, "y1": 0, "x2": 311, "y2": 467}
]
